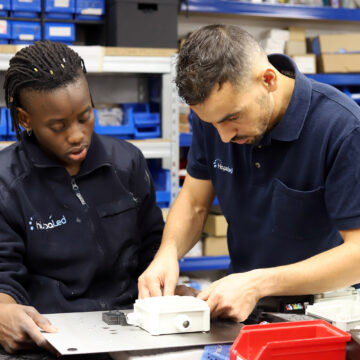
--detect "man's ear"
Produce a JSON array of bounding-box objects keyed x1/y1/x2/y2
[
  {"x1": 16, "y1": 107, "x2": 31, "y2": 132},
  {"x1": 262, "y1": 68, "x2": 277, "y2": 92}
]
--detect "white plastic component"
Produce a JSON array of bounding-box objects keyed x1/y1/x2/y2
[
  {"x1": 313, "y1": 286, "x2": 359, "y2": 303},
  {"x1": 306, "y1": 299, "x2": 360, "y2": 331},
  {"x1": 129, "y1": 296, "x2": 210, "y2": 335}
]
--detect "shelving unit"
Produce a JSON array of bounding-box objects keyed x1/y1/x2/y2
[
  {"x1": 0, "y1": 45, "x2": 180, "y2": 204},
  {"x1": 181, "y1": 0, "x2": 360, "y2": 21}
]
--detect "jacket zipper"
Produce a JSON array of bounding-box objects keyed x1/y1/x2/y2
[{"x1": 71, "y1": 178, "x2": 87, "y2": 206}]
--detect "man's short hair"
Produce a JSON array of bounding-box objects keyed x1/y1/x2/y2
[{"x1": 176, "y1": 24, "x2": 266, "y2": 105}]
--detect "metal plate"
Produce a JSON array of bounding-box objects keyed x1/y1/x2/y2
[{"x1": 43, "y1": 310, "x2": 242, "y2": 355}]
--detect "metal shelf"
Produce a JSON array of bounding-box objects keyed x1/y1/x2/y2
[
  {"x1": 181, "y1": 0, "x2": 360, "y2": 21},
  {"x1": 306, "y1": 73, "x2": 360, "y2": 85},
  {"x1": 179, "y1": 256, "x2": 230, "y2": 272}
]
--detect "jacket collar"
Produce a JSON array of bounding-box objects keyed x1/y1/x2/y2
[
  {"x1": 20, "y1": 131, "x2": 112, "y2": 176},
  {"x1": 264, "y1": 54, "x2": 312, "y2": 144}
]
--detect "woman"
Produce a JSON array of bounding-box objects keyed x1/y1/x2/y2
[{"x1": 0, "y1": 41, "x2": 163, "y2": 353}]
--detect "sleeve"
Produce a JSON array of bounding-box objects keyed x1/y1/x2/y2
[
  {"x1": 131, "y1": 150, "x2": 164, "y2": 275},
  {"x1": 0, "y1": 203, "x2": 31, "y2": 305},
  {"x1": 325, "y1": 127, "x2": 360, "y2": 230},
  {"x1": 186, "y1": 112, "x2": 211, "y2": 180}
]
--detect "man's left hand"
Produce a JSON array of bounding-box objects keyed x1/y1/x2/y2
[{"x1": 197, "y1": 271, "x2": 264, "y2": 322}]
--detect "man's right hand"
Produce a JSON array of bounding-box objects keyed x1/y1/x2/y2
[
  {"x1": 138, "y1": 249, "x2": 180, "y2": 298},
  {"x1": 0, "y1": 303, "x2": 57, "y2": 354}
]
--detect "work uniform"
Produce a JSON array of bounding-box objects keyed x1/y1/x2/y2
[
  {"x1": 0, "y1": 132, "x2": 163, "y2": 313},
  {"x1": 188, "y1": 54, "x2": 360, "y2": 274}
]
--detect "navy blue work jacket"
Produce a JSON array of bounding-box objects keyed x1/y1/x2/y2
[{"x1": 0, "y1": 132, "x2": 163, "y2": 313}]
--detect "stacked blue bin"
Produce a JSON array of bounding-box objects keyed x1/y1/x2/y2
[
  {"x1": 11, "y1": 0, "x2": 41, "y2": 18},
  {"x1": 128, "y1": 103, "x2": 160, "y2": 139},
  {"x1": 148, "y1": 159, "x2": 171, "y2": 209},
  {"x1": 44, "y1": 22, "x2": 75, "y2": 44},
  {"x1": 93, "y1": 107, "x2": 135, "y2": 139},
  {"x1": 342, "y1": 87, "x2": 360, "y2": 105},
  {"x1": 0, "y1": 108, "x2": 7, "y2": 141},
  {"x1": 45, "y1": 0, "x2": 75, "y2": 19},
  {"x1": 75, "y1": 0, "x2": 104, "y2": 20},
  {"x1": 0, "y1": 0, "x2": 10, "y2": 18},
  {"x1": 10, "y1": 21, "x2": 41, "y2": 44}
]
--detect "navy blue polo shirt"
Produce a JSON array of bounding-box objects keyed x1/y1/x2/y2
[{"x1": 187, "y1": 54, "x2": 360, "y2": 274}]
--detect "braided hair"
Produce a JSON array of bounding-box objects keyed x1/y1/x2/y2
[{"x1": 3, "y1": 41, "x2": 87, "y2": 140}]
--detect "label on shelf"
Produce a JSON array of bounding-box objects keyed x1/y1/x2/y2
[
  {"x1": 0, "y1": 4, "x2": 3, "y2": 9},
  {"x1": 81, "y1": 8, "x2": 102, "y2": 15},
  {"x1": 0, "y1": 21, "x2": 7, "y2": 34},
  {"x1": 49, "y1": 26, "x2": 71, "y2": 37},
  {"x1": 54, "y1": 0, "x2": 70, "y2": 7},
  {"x1": 19, "y1": 34, "x2": 34, "y2": 40}
]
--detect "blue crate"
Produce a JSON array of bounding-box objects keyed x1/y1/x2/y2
[
  {"x1": 44, "y1": 22, "x2": 75, "y2": 42},
  {"x1": 0, "y1": 0, "x2": 10, "y2": 11},
  {"x1": 0, "y1": 10, "x2": 8, "y2": 15},
  {"x1": 10, "y1": 21, "x2": 41, "y2": 42},
  {"x1": 148, "y1": 160, "x2": 171, "y2": 208},
  {"x1": 11, "y1": 0, "x2": 41, "y2": 12},
  {"x1": 94, "y1": 107, "x2": 135, "y2": 139},
  {"x1": 10, "y1": 10, "x2": 39, "y2": 17},
  {"x1": 0, "y1": 108, "x2": 7, "y2": 140},
  {"x1": 45, "y1": 12, "x2": 73, "y2": 19},
  {"x1": 75, "y1": 0, "x2": 104, "y2": 20},
  {"x1": 342, "y1": 86, "x2": 360, "y2": 105},
  {"x1": 0, "y1": 20, "x2": 10, "y2": 39},
  {"x1": 127, "y1": 103, "x2": 160, "y2": 139},
  {"x1": 0, "y1": 39, "x2": 8, "y2": 43},
  {"x1": 45, "y1": 0, "x2": 75, "y2": 14}
]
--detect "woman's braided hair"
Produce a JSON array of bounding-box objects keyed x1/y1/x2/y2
[{"x1": 3, "y1": 41, "x2": 86, "y2": 140}]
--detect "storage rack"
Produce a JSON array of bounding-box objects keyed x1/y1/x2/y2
[{"x1": 0, "y1": 45, "x2": 180, "y2": 204}]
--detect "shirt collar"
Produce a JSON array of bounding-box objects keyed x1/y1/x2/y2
[
  {"x1": 21, "y1": 131, "x2": 112, "y2": 175},
  {"x1": 266, "y1": 54, "x2": 312, "y2": 143}
]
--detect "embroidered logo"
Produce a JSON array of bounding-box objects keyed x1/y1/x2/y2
[
  {"x1": 28, "y1": 215, "x2": 67, "y2": 231},
  {"x1": 213, "y1": 159, "x2": 233, "y2": 174}
]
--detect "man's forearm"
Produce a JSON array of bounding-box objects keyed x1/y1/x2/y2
[
  {"x1": 257, "y1": 237, "x2": 360, "y2": 299},
  {"x1": 157, "y1": 192, "x2": 209, "y2": 260}
]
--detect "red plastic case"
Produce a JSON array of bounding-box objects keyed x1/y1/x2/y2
[{"x1": 230, "y1": 320, "x2": 350, "y2": 360}]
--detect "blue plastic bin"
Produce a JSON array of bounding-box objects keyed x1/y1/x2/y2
[
  {"x1": 127, "y1": 103, "x2": 160, "y2": 139},
  {"x1": 10, "y1": 10, "x2": 39, "y2": 17},
  {"x1": 0, "y1": 0, "x2": 10, "y2": 11},
  {"x1": 148, "y1": 160, "x2": 171, "y2": 208},
  {"x1": 6, "y1": 108, "x2": 23, "y2": 140},
  {"x1": 94, "y1": 107, "x2": 135, "y2": 139},
  {"x1": 45, "y1": 0, "x2": 75, "y2": 16},
  {"x1": 0, "y1": 20, "x2": 10, "y2": 39},
  {"x1": 75, "y1": 0, "x2": 104, "y2": 20},
  {"x1": 0, "y1": 108, "x2": 7, "y2": 141},
  {"x1": 11, "y1": 0, "x2": 41, "y2": 13},
  {"x1": 342, "y1": 86, "x2": 360, "y2": 105},
  {"x1": 11, "y1": 21, "x2": 41, "y2": 42},
  {"x1": 44, "y1": 22, "x2": 75, "y2": 42}
]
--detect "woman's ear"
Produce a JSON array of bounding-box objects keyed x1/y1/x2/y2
[{"x1": 16, "y1": 107, "x2": 31, "y2": 132}]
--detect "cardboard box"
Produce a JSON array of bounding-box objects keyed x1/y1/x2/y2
[
  {"x1": 292, "y1": 54, "x2": 316, "y2": 74},
  {"x1": 203, "y1": 214, "x2": 228, "y2": 236},
  {"x1": 312, "y1": 33, "x2": 360, "y2": 55},
  {"x1": 285, "y1": 40, "x2": 306, "y2": 56},
  {"x1": 318, "y1": 53, "x2": 360, "y2": 73},
  {"x1": 203, "y1": 236, "x2": 229, "y2": 256},
  {"x1": 289, "y1": 27, "x2": 305, "y2": 41}
]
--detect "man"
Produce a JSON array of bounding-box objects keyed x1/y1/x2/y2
[{"x1": 138, "y1": 24, "x2": 360, "y2": 321}]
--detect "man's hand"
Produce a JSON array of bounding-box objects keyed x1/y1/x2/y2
[
  {"x1": 138, "y1": 248, "x2": 179, "y2": 298},
  {"x1": 197, "y1": 271, "x2": 264, "y2": 322},
  {"x1": 0, "y1": 303, "x2": 57, "y2": 354}
]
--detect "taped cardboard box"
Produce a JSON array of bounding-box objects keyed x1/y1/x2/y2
[
  {"x1": 203, "y1": 236, "x2": 229, "y2": 256},
  {"x1": 318, "y1": 53, "x2": 360, "y2": 73},
  {"x1": 289, "y1": 27, "x2": 305, "y2": 41},
  {"x1": 312, "y1": 33, "x2": 360, "y2": 55},
  {"x1": 203, "y1": 214, "x2": 228, "y2": 236},
  {"x1": 285, "y1": 40, "x2": 306, "y2": 56}
]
